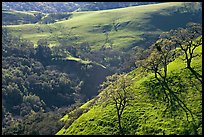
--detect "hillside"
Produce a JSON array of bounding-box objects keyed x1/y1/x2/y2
[{"x1": 56, "y1": 40, "x2": 202, "y2": 135}]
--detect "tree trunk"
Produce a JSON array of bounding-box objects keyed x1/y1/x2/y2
[
  {"x1": 186, "y1": 59, "x2": 191, "y2": 69},
  {"x1": 117, "y1": 112, "x2": 123, "y2": 135}
]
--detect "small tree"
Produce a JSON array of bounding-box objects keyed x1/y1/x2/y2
[{"x1": 100, "y1": 73, "x2": 134, "y2": 135}]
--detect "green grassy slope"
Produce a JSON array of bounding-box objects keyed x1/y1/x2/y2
[
  {"x1": 56, "y1": 44, "x2": 202, "y2": 135},
  {"x1": 4, "y1": 2, "x2": 201, "y2": 49}
]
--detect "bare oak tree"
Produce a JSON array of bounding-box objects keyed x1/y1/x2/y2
[{"x1": 100, "y1": 73, "x2": 134, "y2": 135}]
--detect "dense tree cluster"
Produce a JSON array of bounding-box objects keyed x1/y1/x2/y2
[
  {"x1": 2, "y1": 28, "x2": 113, "y2": 135},
  {"x1": 1, "y1": 29, "x2": 82, "y2": 135}
]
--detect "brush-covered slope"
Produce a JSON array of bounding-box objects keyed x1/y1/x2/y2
[
  {"x1": 56, "y1": 43, "x2": 202, "y2": 135},
  {"x1": 4, "y1": 2, "x2": 201, "y2": 49}
]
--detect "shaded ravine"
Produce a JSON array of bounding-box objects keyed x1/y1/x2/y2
[{"x1": 51, "y1": 58, "x2": 112, "y2": 102}]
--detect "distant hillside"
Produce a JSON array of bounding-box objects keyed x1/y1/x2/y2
[
  {"x1": 4, "y1": 2, "x2": 201, "y2": 49},
  {"x1": 2, "y1": 2, "x2": 159, "y2": 13}
]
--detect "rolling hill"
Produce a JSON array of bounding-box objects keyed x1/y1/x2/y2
[{"x1": 4, "y1": 2, "x2": 201, "y2": 50}]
